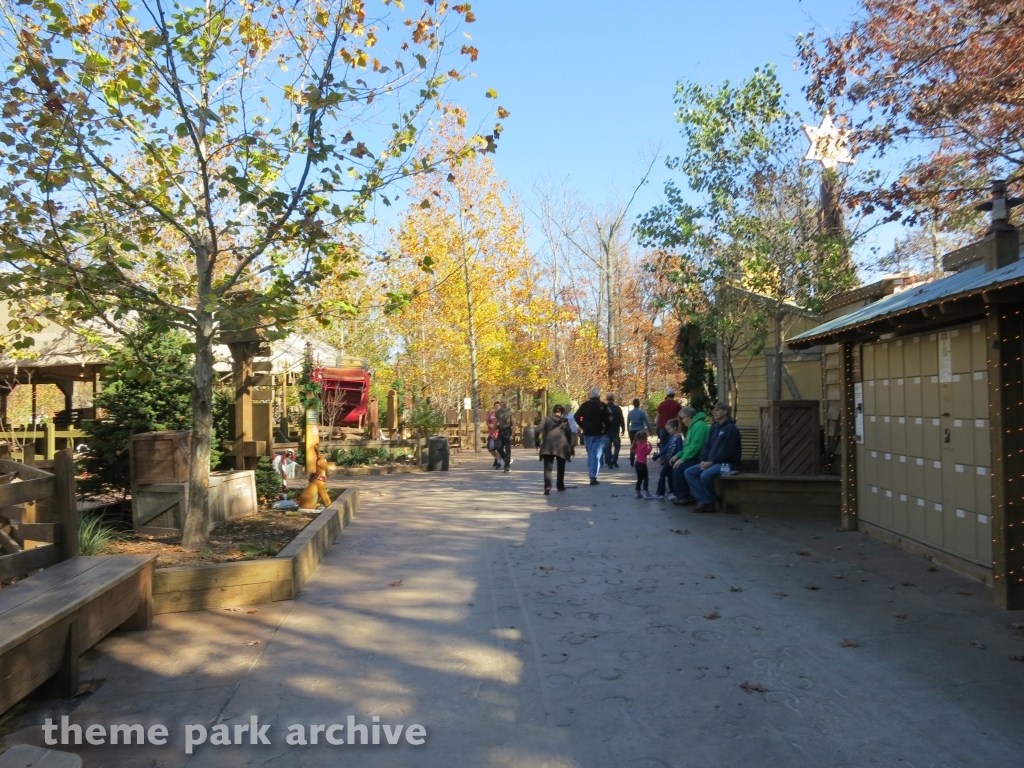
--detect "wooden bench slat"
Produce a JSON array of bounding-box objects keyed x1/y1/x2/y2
[
  {"x1": 0, "y1": 557, "x2": 106, "y2": 615},
  {"x1": 0, "y1": 556, "x2": 154, "y2": 654}
]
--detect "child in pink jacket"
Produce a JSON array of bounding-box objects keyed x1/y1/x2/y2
[{"x1": 633, "y1": 431, "x2": 653, "y2": 499}]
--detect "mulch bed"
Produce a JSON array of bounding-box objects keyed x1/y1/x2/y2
[{"x1": 104, "y1": 508, "x2": 318, "y2": 568}]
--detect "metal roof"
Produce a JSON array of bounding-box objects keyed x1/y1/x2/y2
[{"x1": 789, "y1": 257, "x2": 1024, "y2": 346}]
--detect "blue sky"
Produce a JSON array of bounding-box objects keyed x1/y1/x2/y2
[{"x1": 452, "y1": 0, "x2": 866, "y2": 213}]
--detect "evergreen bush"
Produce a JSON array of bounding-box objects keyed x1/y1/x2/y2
[{"x1": 79, "y1": 324, "x2": 232, "y2": 498}]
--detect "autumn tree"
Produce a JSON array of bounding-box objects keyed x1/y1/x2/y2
[
  {"x1": 0, "y1": 0, "x2": 496, "y2": 545},
  {"x1": 799, "y1": 0, "x2": 1024, "y2": 217},
  {"x1": 390, "y1": 109, "x2": 555, "y2": 448}
]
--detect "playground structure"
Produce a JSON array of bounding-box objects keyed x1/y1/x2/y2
[{"x1": 316, "y1": 358, "x2": 372, "y2": 436}]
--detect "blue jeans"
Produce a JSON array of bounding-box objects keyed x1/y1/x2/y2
[
  {"x1": 672, "y1": 458, "x2": 701, "y2": 499},
  {"x1": 583, "y1": 435, "x2": 607, "y2": 479},
  {"x1": 684, "y1": 462, "x2": 726, "y2": 505}
]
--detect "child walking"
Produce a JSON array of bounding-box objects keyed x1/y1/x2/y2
[{"x1": 633, "y1": 430, "x2": 653, "y2": 499}]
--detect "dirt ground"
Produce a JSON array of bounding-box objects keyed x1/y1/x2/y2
[{"x1": 105, "y1": 508, "x2": 318, "y2": 568}]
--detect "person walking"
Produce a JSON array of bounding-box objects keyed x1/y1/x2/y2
[
  {"x1": 653, "y1": 419, "x2": 682, "y2": 499},
  {"x1": 566, "y1": 400, "x2": 581, "y2": 445},
  {"x1": 574, "y1": 387, "x2": 612, "y2": 485},
  {"x1": 633, "y1": 430, "x2": 653, "y2": 499},
  {"x1": 656, "y1": 388, "x2": 683, "y2": 449},
  {"x1": 538, "y1": 404, "x2": 573, "y2": 494},
  {"x1": 603, "y1": 393, "x2": 626, "y2": 469},
  {"x1": 485, "y1": 400, "x2": 503, "y2": 469},
  {"x1": 494, "y1": 398, "x2": 515, "y2": 472},
  {"x1": 684, "y1": 402, "x2": 742, "y2": 513},
  {"x1": 626, "y1": 398, "x2": 654, "y2": 466},
  {"x1": 671, "y1": 407, "x2": 709, "y2": 506}
]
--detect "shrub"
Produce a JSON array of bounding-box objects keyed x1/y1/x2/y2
[
  {"x1": 371, "y1": 447, "x2": 392, "y2": 464},
  {"x1": 78, "y1": 323, "x2": 233, "y2": 498},
  {"x1": 407, "y1": 399, "x2": 444, "y2": 437},
  {"x1": 254, "y1": 456, "x2": 284, "y2": 503},
  {"x1": 78, "y1": 515, "x2": 120, "y2": 556}
]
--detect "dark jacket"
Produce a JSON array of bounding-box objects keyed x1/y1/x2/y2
[
  {"x1": 700, "y1": 417, "x2": 742, "y2": 466},
  {"x1": 538, "y1": 414, "x2": 573, "y2": 460},
  {"x1": 574, "y1": 397, "x2": 611, "y2": 437},
  {"x1": 604, "y1": 403, "x2": 626, "y2": 438}
]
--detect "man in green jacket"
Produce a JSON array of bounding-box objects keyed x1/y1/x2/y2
[{"x1": 670, "y1": 408, "x2": 708, "y2": 506}]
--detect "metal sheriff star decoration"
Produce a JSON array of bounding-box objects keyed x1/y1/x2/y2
[{"x1": 802, "y1": 115, "x2": 854, "y2": 170}]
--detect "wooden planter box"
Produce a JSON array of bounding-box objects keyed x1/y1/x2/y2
[
  {"x1": 131, "y1": 470, "x2": 257, "y2": 533},
  {"x1": 129, "y1": 431, "x2": 191, "y2": 486},
  {"x1": 151, "y1": 487, "x2": 358, "y2": 613}
]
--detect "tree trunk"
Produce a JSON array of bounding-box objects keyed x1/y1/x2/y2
[
  {"x1": 462, "y1": 257, "x2": 482, "y2": 452},
  {"x1": 182, "y1": 313, "x2": 214, "y2": 548}
]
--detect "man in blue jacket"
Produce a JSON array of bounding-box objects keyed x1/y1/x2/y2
[{"x1": 684, "y1": 402, "x2": 742, "y2": 513}]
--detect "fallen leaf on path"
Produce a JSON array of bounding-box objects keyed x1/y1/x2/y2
[
  {"x1": 670, "y1": 528, "x2": 690, "y2": 535},
  {"x1": 740, "y1": 681, "x2": 767, "y2": 694},
  {"x1": 539, "y1": 566, "x2": 554, "y2": 571},
  {"x1": 246, "y1": 610, "x2": 258, "y2": 614},
  {"x1": 804, "y1": 585, "x2": 821, "y2": 591},
  {"x1": 245, "y1": 640, "x2": 260, "y2": 647},
  {"x1": 927, "y1": 566, "x2": 938, "y2": 571},
  {"x1": 704, "y1": 574, "x2": 715, "y2": 579},
  {"x1": 833, "y1": 574, "x2": 844, "y2": 579},
  {"x1": 796, "y1": 550, "x2": 811, "y2": 556},
  {"x1": 467, "y1": 603, "x2": 474, "y2": 606},
  {"x1": 728, "y1": 526, "x2": 741, "y2": 530},
  {"x1": 901, "y1": 582, "x2": 916, "y2": 587},
  {"x1": 610, "y1": 494, "x2": 618, "y2": 497},
  {"x1": 223, "y1": 607, "x2": 242, "y2": 612},
  {"x1": 971, "y1": 640, "x2": 986, "y2": 650},
  {"x1": 1010, "y1": 621, "x2": 1024, "y2": 629},
  {"x1": 1010, "y1": 655, "x2": 1024, "y2": 662},
  {"x1": 957, "y1": 591, "x2": 973, "y2": 596},
  {"x1": 729, "y1": 586, "x2": 743, "y2": 592},
  {"x1": 834, "y1": 546, "x2": 843, "y2": 550},
  {"x1": 840, "y1": 639, "x2": 859, "y2": 648},
  {"x1": 894, "y1": 613, "x2": 908, "y2": 619},
  {"x1": 704, "y1": 611, "x2": 721, "y2": 620},
  {"x1": 774, "y1": 592, "x2": 787, "y2": 599},
  {"x1": 388, "y1": 579, "x2": 404, "y2": 587}
]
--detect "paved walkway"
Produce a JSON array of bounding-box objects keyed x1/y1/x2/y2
[{"x1": 4, "y1": 454, "x2": 1024, "y2": 767}]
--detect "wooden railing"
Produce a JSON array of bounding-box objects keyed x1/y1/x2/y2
[
  {"x1": 0, "y1": 424, "x2": 87, "y2": 462},
  {"x1": 0, "y1": 449, "x2": 78, "y2": 581}
]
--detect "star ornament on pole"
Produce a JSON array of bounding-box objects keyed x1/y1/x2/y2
[{"x1": 802, "y1": 115, "x2": 854, "y2": 170}]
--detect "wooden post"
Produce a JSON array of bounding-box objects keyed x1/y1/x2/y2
[
  {"x1": 988, "y1": 309, "x2": 1024, "y2": 609},
  {"x1": 44, "y1": 422, "x2": 56, "y2": 461},
  {"x1": 30, "y1": 382, "x2": 37, "y2": 427},
  {"x1": 385, "y1": 389, "x2": 399, "y2": 438},
  {"x1": 839, "y1": 342, "x2": 859, "y2": 532},
  {"x1": 229, "y1": 342, "x2": 257, "y2": 471},
  {"x1": 305, "y1": 409, "x2": 320, "y2": 473},
  {"x1": 53, "y1": 447, "x2": 78, "y2": 561}
]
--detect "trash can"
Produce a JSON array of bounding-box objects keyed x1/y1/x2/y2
[
  {"x1": 427, "y1": 436, "x2": 450, "y2": 471},
  {"x1": 522, "y1": 425, "x2": 537, "y2": 449}
]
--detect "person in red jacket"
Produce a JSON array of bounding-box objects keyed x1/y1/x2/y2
[{"x1": 656, "y1": 388, "x2": 682, "y2": 449}]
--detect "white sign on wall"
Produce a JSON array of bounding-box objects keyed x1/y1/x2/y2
[
  {"x1": 464, "y1": 398, "x2": 472, "y2": 410},
  {"x1": 938, "y1": 331, "x2": 952, "y2": 383}
]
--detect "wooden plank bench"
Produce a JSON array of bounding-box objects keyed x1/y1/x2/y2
[{"x1": 0, "y1": 555, "x2": 155, "y2": 715}]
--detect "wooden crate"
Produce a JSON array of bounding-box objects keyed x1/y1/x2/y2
[
  {"x1": 129, "y1": 431, "x2": 191, "y2": 486},
  {"x1": 759, "y1": 400, "x2": 821, "y2": 476}
]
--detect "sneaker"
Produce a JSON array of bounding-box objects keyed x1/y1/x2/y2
[
  {"x1": 666, "y1": 493, "x2": 677, "y2": 500},
  {"x1": 589, "y1": 478, "x2": 599, "y2": 485},
  {"x1": 509, "y1": 457, "x2": 514, "y2": 466},
  {"x1": 635, "y1": 491, "x2": 643, "y2": 499},
  {"x1": 493, "y1": 460, "x2": 500, "y2": 469},
  {"x1": 673, "y1": 496, "x2": 697, "y2": 506},
  {"x1": 643, "y1": 491, "x2": 655, "y2": 499},
  {"x1": 543, "y1": 488, "x2": 550, "y2": 495},
  {"x1": 693, "y1": 503, "x2": 716, "y2": 513},
  {"x1": 654, "y1": 494, "x2": 665, "y2": 500},
  {"x1": 504, "y1": 467, "x2": 510, "y2": 473}
]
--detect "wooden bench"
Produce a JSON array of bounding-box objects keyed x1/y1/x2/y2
[
  {"x1": 715, "y1": 474, "x2": 840, "y2": 518},
  {"x1": 0, "y1": 555, "x2": 155, "y2": 715}
]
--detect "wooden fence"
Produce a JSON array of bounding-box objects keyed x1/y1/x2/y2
[
  {"x1": 758, "y1": 400, "x2": 821, "y2": 476},
  {"x1": 0, "y1": 424, "x2": 86, "y2": 462},
  {"x1": 0, "y1": 448, "x2": 79, "y2": 581}
]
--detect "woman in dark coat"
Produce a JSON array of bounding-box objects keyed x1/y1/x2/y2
[{"x1": 538, "y1": 404, "x2": 573, "y2": 494}]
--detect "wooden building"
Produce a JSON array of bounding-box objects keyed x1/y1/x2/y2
[{"x1": 789, "y1": 196, "x2": 1024, "y2": 608}]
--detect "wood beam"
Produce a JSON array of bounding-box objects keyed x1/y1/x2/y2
[
  {"x1": 839, "y1": 342, "x2": 859, "y2": 531},
  {"x1": 988, "y1": 308, "x2": 1024, "y2": 609}
]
